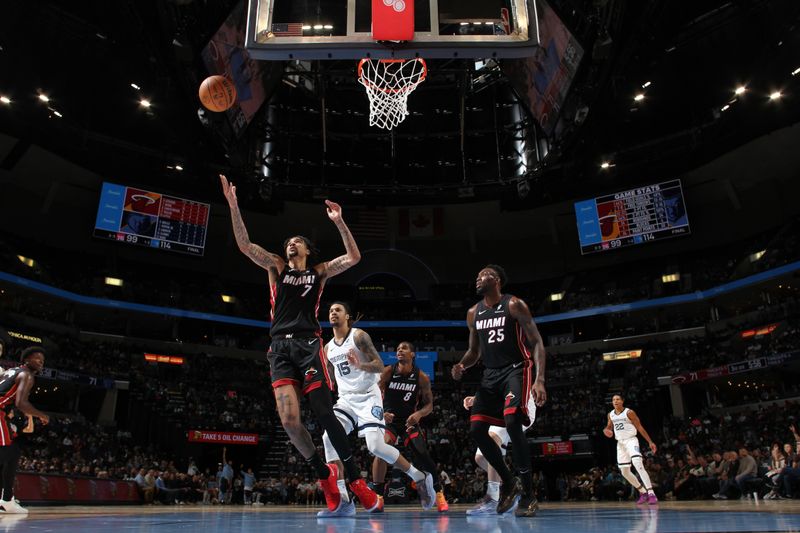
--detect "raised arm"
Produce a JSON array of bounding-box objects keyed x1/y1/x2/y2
[
  {"x1": 508, "y1": 296, "x2": 547, "y2": 406},
  {"x1": 628, "y1": 409, "x2": 657, "y2": 454},
  {"x1": 318, "y1": 200, "x2": 361, "y2": 279},
  {"x1": 348, "y1": 329, "x2": 386, "y2": 374},
  {"x1": 451, "y1": 305, "x2": 480, "y2": 380},
  {"x1": 405, "y1": 372, "x2": 433, "y2": 427},
  {"x1": 220, "y1": 175, "x2": 285, "y2": 274}
]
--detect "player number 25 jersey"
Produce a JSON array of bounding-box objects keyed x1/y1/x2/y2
[{"x1": 474, "y1": 294, "x2": 530, "y2": 369}]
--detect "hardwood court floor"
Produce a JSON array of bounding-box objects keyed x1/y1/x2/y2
[{"x1": 5, "y1": 500, "x2": 800, "y2": 533}]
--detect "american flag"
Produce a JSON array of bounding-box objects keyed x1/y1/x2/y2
[
  {"x1": 271, "y1": 23, "x2": 304, "y2": 36},
  {"x1": 348, "y1": 208, "x2": 388, "y2": 240}
]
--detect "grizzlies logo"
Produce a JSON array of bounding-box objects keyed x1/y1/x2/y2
[{"x1": 371, "y1": 406, "x2": 384, "y2": 420}]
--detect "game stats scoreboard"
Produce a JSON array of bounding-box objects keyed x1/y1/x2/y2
[
  {"x1": 575, "y1": 179, "x2": 690, "y2": 255},
  {"x1": 94, "y1": 182, "x2": 210, "y2": 256}
]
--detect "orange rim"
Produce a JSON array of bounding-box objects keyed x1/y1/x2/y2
[{"x1": 358, "y1": 58, "x2": 427, "y2": 94}]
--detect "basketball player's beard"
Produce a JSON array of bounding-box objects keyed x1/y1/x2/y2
[{"x1": 476, "y1": 285, "x2": 487, "y2": 296}]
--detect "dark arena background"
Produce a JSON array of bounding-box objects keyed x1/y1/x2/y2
[{"x1": 1, "y1": 0, "x2": 800, "y2": 531}]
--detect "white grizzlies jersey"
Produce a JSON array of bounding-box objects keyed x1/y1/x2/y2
[
  {"x1": 326, "y1": 328, "x2": 379, "y2": 394},
  {"x1": 610, "y1": 408, "x2": 637, "y2": 440}
]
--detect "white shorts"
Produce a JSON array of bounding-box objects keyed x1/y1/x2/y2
[
  {"x1": 616, "y1": 437, "x2": 642, "y2": 465},
  {"x1": 332, "y1": 386, "x2": 386, "y2": 437},
  {"x1": 479, "y1": 400, "x2": 537, "y2": 457}
]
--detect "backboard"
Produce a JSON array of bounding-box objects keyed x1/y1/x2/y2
[{"x1": 245, "y1": 0, "x2": 539, "y2": 60}]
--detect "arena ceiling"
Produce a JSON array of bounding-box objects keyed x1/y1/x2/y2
[{"x1": 0, "y1": 0, "x2": 798, "y2": 208}]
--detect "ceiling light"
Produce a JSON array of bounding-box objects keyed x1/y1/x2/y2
[
  {"x1": 721, "y1": 104, "x2": 730, "y2": 112},
  {"x1": 130, "y1": 83, "x2": 141, "y2": 90},
  {"x1": 550, "y1": 292, "x2": 564, "y2": 302},
  {"x1": 769, "y1": 91, "x2": 782, "y2": 100},
  {"x1": 17, "y1": 255, "x2": 35, "y2": 268},
  {"x1": 139, "y1": 99, "x2": 151, "y2": 108},
  {"x1": 105, "y1": 277, "x2": 124, "y2": 287},
  {"x1": 793, "y1": 67, "x2": 800, "y2": 76},
  {"x1": 662, "y1": 273, "x2": 680, "y2": 283},
  {"x1": 302, "y1": 25, "x2": 311, "y2": 30},
  {"x1": 484, "y1": 22, "x2": 494, "y2": 25},
  {"x1": 734, "y1": 86, "x2": 746, "y2": 95},
  {"x1": 313, "y1": 24, "x2": 323, "y2": 30},
  {"x1": 323, "y1": 25, "x2": 333, "y2": 30},
  {"x1": 460, "y1": 22, "x2": 469, "y2": 26},
  {"x1": 0, "y1": 96, "x2": 10, "y2": 105},
  {"x1": 53, "y1": 110, "x2": 63, "y2": 118},
  {"x1": 750, "y1": 250, "x2": 766, "y2": 262},
  {"x1": 175, "y1": 165, "x2": 183, "y2": 171},
  {"x1": 600, "y1": 161, "x2": 614, "y2": 169},
  {"x1": 38, "y1": 94, "x2": 50, "y2": 103},
  {"x1": 634, "y1": 93, "x2": 645, "y2": 102},
  {"x1": 221, "y1": 294, "x2": 236, "y2": 303},
  {"x1": 641, "y1": 81, "x2": 652, "y2": 88}
]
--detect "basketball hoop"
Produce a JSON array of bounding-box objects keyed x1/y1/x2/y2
[{"x1": 357, "y1": 58, "x2": 427, "y2": 130}]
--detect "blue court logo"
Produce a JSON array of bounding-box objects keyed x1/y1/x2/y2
[{"x1": 371, "y1": 406, "x2": 384, "y2": 420}]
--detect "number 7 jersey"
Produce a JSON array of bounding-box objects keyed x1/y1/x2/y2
[
  {"x1": 474, "y1": 294, "x2": 531, "y2": 369},
  {"x1": 325, "y1": 328, "x2": 379, "y2": 394},
  {"x1": 270, "y1": 267, "x2": 324, "y2": 338}
]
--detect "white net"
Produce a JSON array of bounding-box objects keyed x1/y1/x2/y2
[{"x1": 357, "y1": 58, "x2": 427, "y2": 130}]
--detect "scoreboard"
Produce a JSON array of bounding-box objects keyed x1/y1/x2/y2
[
  {"x1": 575, "y1": 179, "x2": 690, "y2": 255},
  {"x1": 94, "y1": 182, "x2": 210, "y2": 256}
]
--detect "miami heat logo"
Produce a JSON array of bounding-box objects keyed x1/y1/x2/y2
[
  {"x1": 504, "y1": 391, "x2": 515, "y2": 406},
  {"x1": 305, "y1": 367, "x2": 318, "y2": 381},
  {"x1": 383, "y1": 0, "x2": 406, "y2": 12}
]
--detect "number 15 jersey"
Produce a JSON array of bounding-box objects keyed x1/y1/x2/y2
[
  {"x1": 325, "y1": 328, "x2": 379, "y2": 394},
  {"x1": 474, "y1": 294, "x2": 531, "y2": 369}
]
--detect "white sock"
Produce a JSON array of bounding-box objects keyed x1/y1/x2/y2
[
  {"x1": 404, "y1": 464, "x2": 425, "y2": 483},
  {"x1": 487, "y1": 481, "x2": 501, "y2": 501},
  {"x1": 336, "y1": 479, "x2": 350, "y2": 503}
]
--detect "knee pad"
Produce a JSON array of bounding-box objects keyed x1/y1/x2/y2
[
  {"x1": 365, "y1": 431, "x2": 400, "y2": 464},
  {"x1": 307, "y1": 386, "x2": 334, "y2": 417}
]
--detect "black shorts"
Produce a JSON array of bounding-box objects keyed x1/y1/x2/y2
[
  {"x1": 470, "y1": 362, "x2": 533, "y2": 427},
  {"x1": 267, "y1": 335, "x2": 332, "y2": 394},
  {"x1": 384, "y1": 419, "x2": 425, "y2": 447}
]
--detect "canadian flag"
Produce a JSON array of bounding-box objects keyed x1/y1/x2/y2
[{"x1": 398, "y1": 207, "x2": 443, "y2": 238}]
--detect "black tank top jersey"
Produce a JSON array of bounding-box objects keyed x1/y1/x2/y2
[
  {"x1": 269, "y1": 267, "x2": 324, "y2": 337},
  {"x1": 473, "y1": 294, "x2": 531, "y2": 368},
  {"x1": 0, "y1": 367, "x2": 24, "y2": 411},
  {"x1": 383, "y1": 363, "x2": 420, "y2": 420}
]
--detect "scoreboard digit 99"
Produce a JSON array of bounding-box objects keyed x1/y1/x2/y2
[
  {"x1": 575, "y1": 179, "x2": 690, "y2": 255},
  {"x1": 94, "y1": 182, "x2": 210, "y2": 256}
]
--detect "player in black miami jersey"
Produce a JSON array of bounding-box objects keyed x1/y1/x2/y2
[
  {"x1": 373, "y1": 341, "x2": 449, "y2": 512},
  {"x1": 220, "y1": 175, "x2": 380, "y2": 514},
  {"x1": 0, "y1": 346, "x2": 50, "y2": 514},
  {"x1": 452, "y1": 264, "x2": 547, "y2": 517}
]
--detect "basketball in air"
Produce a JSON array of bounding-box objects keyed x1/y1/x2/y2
[{"x1": 199, "y1": 75, "x2": 236, "y2": 112}]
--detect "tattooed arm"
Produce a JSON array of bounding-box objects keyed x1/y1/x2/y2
[
  {"x1": 317, "y1": 200, "x2": 361, "y2": 279},
  {"x1": 220, "y1": 174, "x2": 285, "y2": 274},
  {"x1": 347, "y1": 328, "x2": 386, "y2": 374}
]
